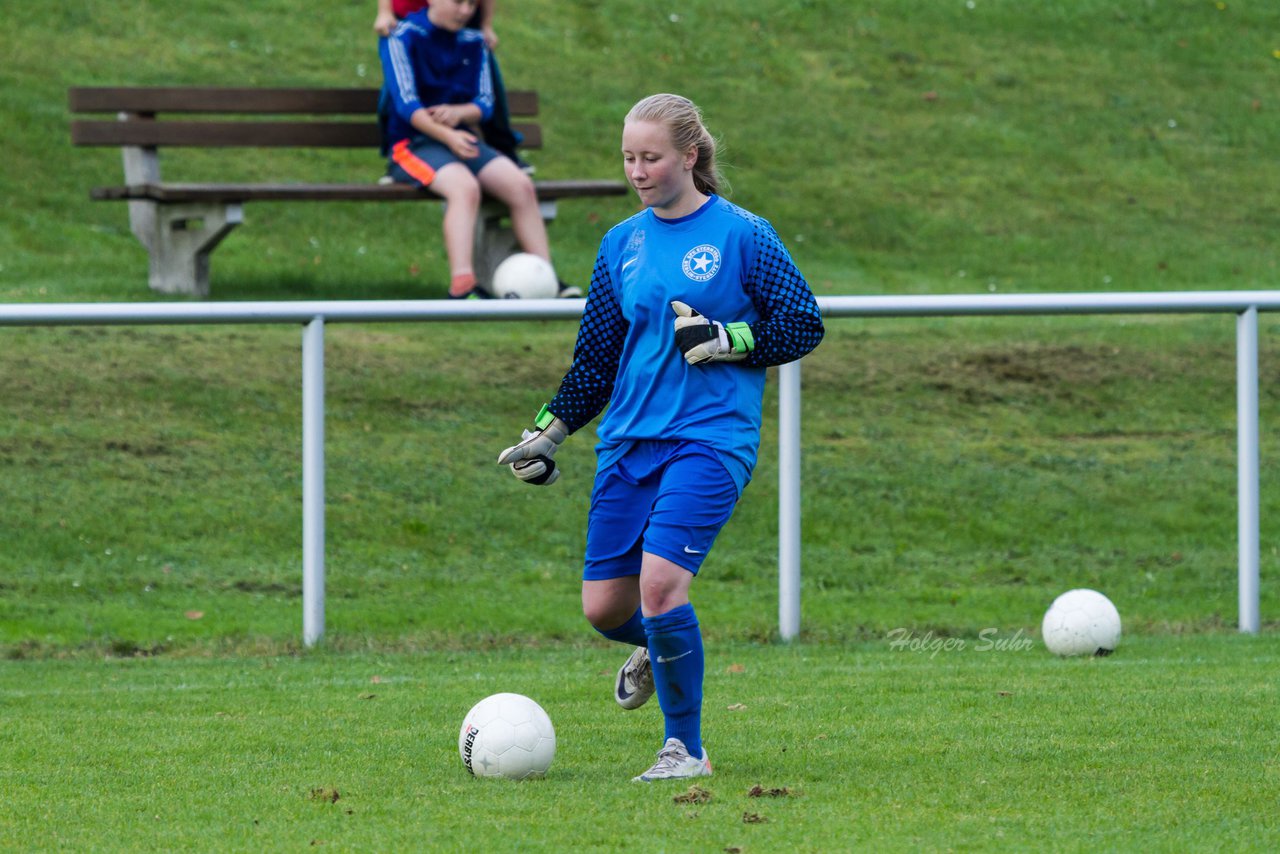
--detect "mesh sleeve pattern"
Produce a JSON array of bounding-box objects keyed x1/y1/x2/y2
[
  {"x1": 548, "y1": 253, "x2": 627, "y2": 433},
  {"x1": 737, "y1": 212, "x2": 825, "y2": 368}
]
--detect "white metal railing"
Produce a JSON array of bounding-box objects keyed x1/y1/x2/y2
[{"x1": 1, "y1": 291, "x2": 1273, "y2": 644}]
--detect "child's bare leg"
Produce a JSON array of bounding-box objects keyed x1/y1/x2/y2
[
  {"x1": 430, "y1": 164, "x2": 483, "y2": 294},
  {"x1": 478, "y1": 158, "x2": 550, "y2": 261}
]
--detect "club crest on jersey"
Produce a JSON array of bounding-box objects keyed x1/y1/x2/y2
[{"x1": 682, "y1": 244, "x2": 721, "y2": 282}]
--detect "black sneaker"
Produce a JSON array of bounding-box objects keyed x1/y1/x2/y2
[
  {"x1": 447, "y1": 287, "x2": 494, "y2": 300},
  {"x1": 556, "y1": 280, "x2": 583, "y2": 299}
]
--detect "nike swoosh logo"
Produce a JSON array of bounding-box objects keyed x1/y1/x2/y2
[
  {"x1": 621, "y1": 257, "x2": 638, "y2": 272},
  {"x1": 683, "y1": 545, "x2": 704, "y2": 555},
  {"x1": 616, "y1": 665, "x2": 635, "y2": 699},
  {"x1": 656, "y1": 650, "x2": 693, "y2": 664}
]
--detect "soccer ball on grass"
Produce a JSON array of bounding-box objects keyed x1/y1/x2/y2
[
  {"x1": 1041, "y1": 588, "x2": 1122, "y2": 657},
  {"x1": 491, "y1": 252, "x2": 558, "y2": 299},
  {"x1": 458, "y1": 692, "x2": 556, "y2": 779}
]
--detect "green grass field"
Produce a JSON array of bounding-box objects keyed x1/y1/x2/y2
[
  {"x1": 3, "y1": 0, "x2": 1280, "y2": 850},
  {"x1": 4, "y1": 637, "x2": 1280, "y2": 852}
]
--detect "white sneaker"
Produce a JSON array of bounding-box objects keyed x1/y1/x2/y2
[
  {"x1": 632, "y1": 738, "x2": 712, "y2": 782},
  {"x1": 614, "y1": 645, "x2": 654, "y2": 710}
]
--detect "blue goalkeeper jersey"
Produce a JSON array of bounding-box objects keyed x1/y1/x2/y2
[
  {"x1": 379, "y1": 12, "x2": 495, "y2": 147},
  {"x1": 549, "y1": 194, "x2": 824, "y2": 492}
]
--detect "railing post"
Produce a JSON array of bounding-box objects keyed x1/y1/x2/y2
[
  {"x1": 302, "y1": 316, "x2": 326, "y2": 646},
  {"x1": 778, "y1": 360, "x2": 802, "y2": 640},
  {"x1": 1237, "y1": 307, "x2": 1260, "y2": 633}
]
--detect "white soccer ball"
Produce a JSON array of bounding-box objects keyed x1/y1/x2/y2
[
  {"x1": 458, "y1": 692, "x2": 556, "y2": 780},
  {"x1": 1041, "y1": 588, "x2": 1122, "y2": 657},
  {"x1": 491, "y1": 252, "x2": 558, "y2": 299}
]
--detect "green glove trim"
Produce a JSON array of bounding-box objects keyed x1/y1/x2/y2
[
  {"x1": 725, "y1": 322, "x2": 755, "y2": 354},
  {"x1": 534, "y1": 403, "x2": 555, "y2": 430}
]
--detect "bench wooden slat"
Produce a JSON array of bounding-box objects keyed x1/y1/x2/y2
[
  {"x1": 72, "y1": 120, "x2": 380, "y2": 148},
  {"x1": 68, "y1": 86, "x2": 538, "y2": 117},
  {"x1": 71, "y1": 119, "x2": 542, "y2": 149},
  {"x1": 90, "y1": 180, "x2": 629, "y2": 203}
]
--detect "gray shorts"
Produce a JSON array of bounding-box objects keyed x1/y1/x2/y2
[{"x1": 387, "y1": 135, "x2": 502, "y2": 186}]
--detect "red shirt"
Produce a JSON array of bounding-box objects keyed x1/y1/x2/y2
[
  {"x1": 391, "y1": 0, "x2": 427, "y2": 17},
  {"x1": 389, "y1": 1, "x2": 488, "y2": 28},
  {"x1": 391, "y1": 1, "x2": 485, "y2": 29}
]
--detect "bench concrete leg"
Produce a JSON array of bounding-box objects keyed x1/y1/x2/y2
[
  {"x1": 473, "y1": 206, "x2": 519, "y2": 290},
  {"x1": 128, "y1": 200, "x2": 243, "y2": 298},
  {"x1": 473, "y1": 199, "x2": 558, "y2": 292}
]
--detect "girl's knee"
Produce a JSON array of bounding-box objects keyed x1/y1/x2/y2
[
  {"x1": 581, "y1": 577, "x2": 641, "y2": 631},
  {"x1": 583, "y1": 600, "x2": 629, "y2": 631},
  {"x1": 638, "y1": 566, "x2": 692, "y2": 616},
  {"x1": 639, "y1": 589, "x2": 683, "y2": 617}
]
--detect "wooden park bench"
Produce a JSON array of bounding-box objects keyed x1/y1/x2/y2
[{"x1": 68, "y1": 86, "x2": 628, "y2": 297}]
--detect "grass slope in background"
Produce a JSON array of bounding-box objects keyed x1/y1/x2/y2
[
  {"x1": 0, "y1": 0, "x2": 1276, "y2": 301},
  {"x1": 3, "y1": 314, "x2": 1278, "y2": 657}
]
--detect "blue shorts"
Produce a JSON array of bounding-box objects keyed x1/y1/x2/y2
[
  {"x1": 387, "y1": 134, "x2": 502, "y2": 187},
  {"x1": 583, "y1": 441, "x2": 741, "y2": 580}
]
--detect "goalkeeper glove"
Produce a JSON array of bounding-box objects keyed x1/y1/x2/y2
[
  {"x1": 496, "y1": 404, "x2": 569, "y2": 486},
  {"x1": 671, "y1": 300, "x2": 754, "y2": 365}
]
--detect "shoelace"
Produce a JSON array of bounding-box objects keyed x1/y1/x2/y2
[
  {"x1": 649, "y1": 744, "x2": 689, "y2": 773},
  {"x1": 627, "y1": 655, "x2": 652, "y2": 691}
]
